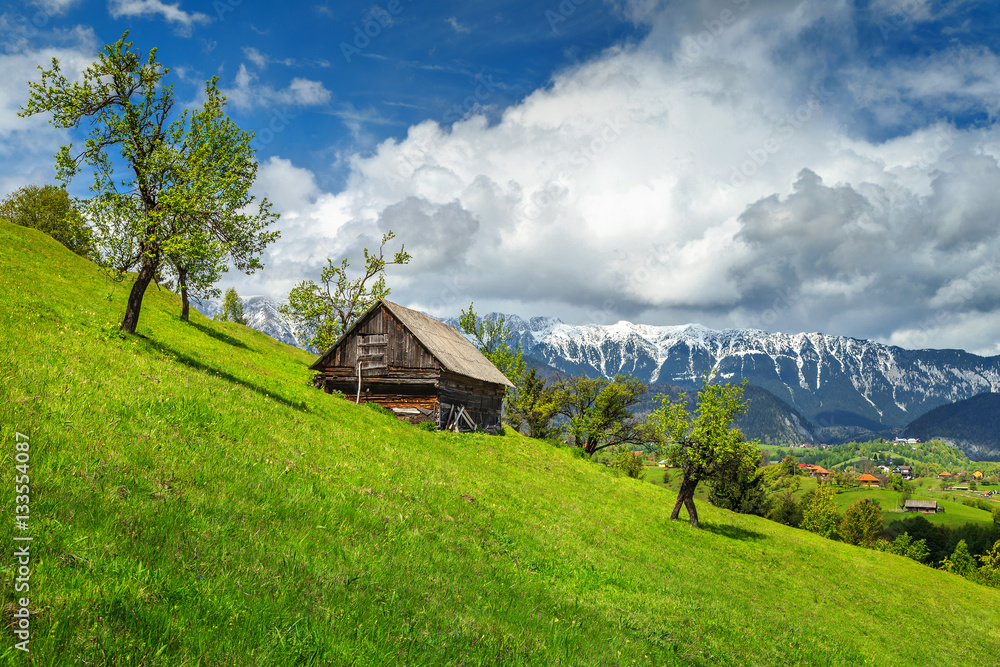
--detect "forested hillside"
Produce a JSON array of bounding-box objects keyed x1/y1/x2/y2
[{"x1": 904, "y1": 393, "x2": 1000, "y2": 461}]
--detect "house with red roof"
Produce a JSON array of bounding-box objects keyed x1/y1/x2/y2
[{"x1": 857, "y1": 473, "x2": 880, "y2": 487}]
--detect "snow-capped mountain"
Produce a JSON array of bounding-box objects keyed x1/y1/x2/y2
[
  {"x1": 492, "y1": 316, "x2": 1000, "y2": 431},
  {"x1": 220, "y1": 299, "x2": 998, "y2": 436},
  {"x1": 192, "y1": 295, "x2": 314, "y2": 351}
]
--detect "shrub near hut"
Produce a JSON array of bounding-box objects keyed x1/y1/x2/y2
[
  {"x1": 610, "y1": 448, "x2": 645, "y2": 479},
  {"x1": 802, "y1": 486, "x2": 839, "y2": 539},
  {"x1": 840, "y1": 498, "x2": 883, "y2": 547}
]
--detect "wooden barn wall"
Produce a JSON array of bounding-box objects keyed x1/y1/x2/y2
[
  {"x1": 438, "y1": 371, "x2": 506, "y2": 429},
  {"x1": 311, "y1": 305, "x2": 507, "y2": 430},
  {"x1": 384, "y1": 313, "x2": 440, "y2": 370},
  {"x1": 314, "y1": 369, "x2": 505, "y2": 431},
  {"x1": 319, "y1": 307, "x2": 439, "y2": 372},
  {"x1": 313, "y1": 368, "x2": 439, "y2": 388},
  {"x1": 321, "y1": 379, "x2": 440, "y2": 425}
]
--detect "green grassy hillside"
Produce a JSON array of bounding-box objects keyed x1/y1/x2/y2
[{"x1": 2, "y1": 221, "x2": 999, "y2": 665}]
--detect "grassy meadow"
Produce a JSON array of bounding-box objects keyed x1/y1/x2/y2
[
  {"x1": 2, "y1": 221, "x2": 1000, "y2": 665},
  {"x1": 828, "y1": 487, "x2": 996, "y2": 529}
]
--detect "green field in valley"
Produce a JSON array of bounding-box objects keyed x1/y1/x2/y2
[
  {"x1": 758, "y1": 472, "x2": 997, "y2": 524},
  {"x1": 2, "y1": 221, "x2": 1000, "y2": 665},
  {"x1": 827, "y1": 487, "x2": 997, "y2": 529}
]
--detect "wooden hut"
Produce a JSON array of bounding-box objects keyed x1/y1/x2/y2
[
  {"x1": 904, "y1": 500, "x2": 942, "y2": 514},
  {"x1": 309, "y1": 299, "x2": 513, "y2": 431}
]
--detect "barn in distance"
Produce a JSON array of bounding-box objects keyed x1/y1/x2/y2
[{"x1": 309, "y1": 299, "x2": 513, "y2": 431}]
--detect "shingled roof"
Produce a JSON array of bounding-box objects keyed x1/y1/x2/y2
[
  {"x1": 904, "y1": 500, "x2": 938, "y2": 510},
  {"x1": 309, "y1": 299, "x2": 514, "y2": 387}
]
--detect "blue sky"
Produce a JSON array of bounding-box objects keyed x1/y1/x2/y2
[
  {"x1": 4, "y1": 1, "x2": 1000, "y2": 355},
  {"x1": 3, "y1": 0, "x2": 644, "y2": 189}
]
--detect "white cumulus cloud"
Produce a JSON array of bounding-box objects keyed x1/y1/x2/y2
[
  {"x1": 0, "y1": 26, "x2": 99, "y2": 194},
  {"x1": 107, "y1": 0, "x2": 211, "y2": 35},
  {"x1": 222, "y1": 64, "x2": 331, "y2": 110},
  {"x1": 224, "y1": 1, "x2": 1000, "y2": 355}
]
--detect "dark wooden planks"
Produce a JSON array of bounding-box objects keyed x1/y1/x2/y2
[{"x1": 311, "y1": 302, "x2": 506, "y2": 430}]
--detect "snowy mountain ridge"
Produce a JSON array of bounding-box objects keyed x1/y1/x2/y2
[
  {"x1": 209, "y1": 297, "x2": 999, "y2": 433},
  {"x1": 493, "y1": 315, "x2": 1000, "y2": 430}
]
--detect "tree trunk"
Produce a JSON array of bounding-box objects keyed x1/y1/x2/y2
[
  {"x1": 178, "y1": 266, "x2": 189, "y2": 322},
  {"x1": 670, "y1": 476, "x2": 700, "y2": 527},
  {"x1": 684, "y1": 492, "x2": 699, "y2": 527},
  {"x1": 120, "y1": 254, "x2": 158, "y2": 333}
]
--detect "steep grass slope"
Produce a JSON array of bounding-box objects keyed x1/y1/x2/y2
[{"x1": 1, "y1": 221, "x2": 999, "y2": 666}]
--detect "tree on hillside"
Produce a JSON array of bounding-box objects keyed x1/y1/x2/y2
[
  {"x1": 940, "y1": 539, "x2": 976, "y2": 578},
  {"x1": 837, "y1": 469, "x2": 861, "y2": 487},
  {"x1": 645, "y1": 378, "x2": 761, "y2": 527},
  {"x1": 506, "y1": 367, "x2": 562, "y2": 439},
  {"x1": 155, "y1": 83, "x2": 279, "y2": 324},
  {"x1": 164, "y1": 243, "x2": 224, "y2": 322},
  {"x1": 610, "y1": 447, "x2": 645, "y2": 479},
  {"x1": 459, "y1": 303, "x2": 527, "y2": 413},
  {"x1": 0, "y1": 184, "x2": 93, "y2": 257},
  {"x1": 887, "y1": 515, "x2": 949, "y2": 562},
  {"x1": 766, "y1": 490, "x2": 803, "y2": 527},
  {"x1": 280, "y1": 231, "x2": 410, "y2": 351},
  {"x1": 839, "y1": 498, "x2": 883, "y2": 547},
  {"x1": 781, "y1": 454, "x2": 801, "y2": 477},
  {"x1": 762, "y1": 457, "x2": 802, "y2": 494},
  {"x1": 556, "y1": 374, "x2": 647, "y2": 455},
  {"x1": 801, "y1": 485, "x2": 839, "y2": 539},
  {"x1": 974, "y1": 539, "x2": 1000, "y2": 588},
  {"x1": 875, "y1": 532, "x2": 929, "y2": 562},
  {"x1": 216, "y1": 287, "x2": 246, "y2": 325},
  {"x1": 899, "y1": 483, "x2": 913, "y2": 504},
  {"x1": 888, "y1": 473, "x2": 904, "y2": 491},
  {"x1": 708, "y1": 451, "x2": 772, "y2": 517},
  {"x1": 20, "y1": 32, "x2": 279, "y2": 334}
]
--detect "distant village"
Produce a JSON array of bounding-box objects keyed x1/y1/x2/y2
[{"x1": 782, "y1": 437, "x2": 923, "y2": 452}]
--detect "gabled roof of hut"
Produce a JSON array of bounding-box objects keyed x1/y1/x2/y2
[
  {"x1": 904, "y1": 500, "x2": 938, "y2": 509},
  {"x1": 309, "y1": 299, "x2": 514, "y2": 387}
]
